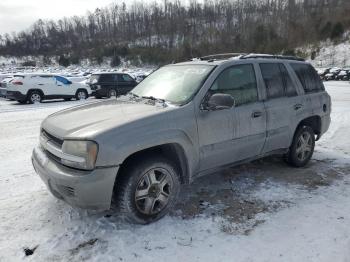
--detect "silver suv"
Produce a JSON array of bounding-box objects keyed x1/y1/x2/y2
[{"x1": 32, "y1": 54, "x2": 331, "y2": 224}]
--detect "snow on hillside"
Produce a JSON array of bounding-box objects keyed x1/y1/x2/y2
[{"x1": 303, "y1": 36, "x2": 350, "y2": 68}]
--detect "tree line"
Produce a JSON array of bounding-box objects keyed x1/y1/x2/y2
[{"x1": 0, "y1": 0, "x2": 349, "y2": 66}]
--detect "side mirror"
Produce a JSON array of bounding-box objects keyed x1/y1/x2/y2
[{"x1": 205, "y1": 93, "x2": 235, "y2": 110}]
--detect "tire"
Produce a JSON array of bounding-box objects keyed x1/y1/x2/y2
[
  {"x1": 108, "y1": 89, "x2": 117, "y2": 98},
  {"x1": 114, "y1": 155, "x2": 181, "y2": 224},
  {"x1": 75, "y1": 90, "x2": 88, "y2": 100},
  {"x1": 286, "y1": 126, "x2": 315, "y2": 167},
  {"x1": 27, "y1": 91, "x2": 42, "y2": 104}
]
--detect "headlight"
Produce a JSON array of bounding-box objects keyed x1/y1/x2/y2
[{"x1": 61, "y1": 140, "x2": 98, "y2": 170}]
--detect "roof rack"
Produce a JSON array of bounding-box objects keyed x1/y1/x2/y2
[
  {"x1": 190, "y1": 53, "x2": 305, "y2": 63},
  {"x1": 240, "y1": 54, "x2": 305, "y2": 61},
  {"x1": 196, "y1": 53, "x2": 247, "y2": 61}
]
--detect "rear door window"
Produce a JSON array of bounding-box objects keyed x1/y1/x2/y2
[
  {"x1": 290, "y1": 63, "x2": 324, "y2": 93},
  {"x1": 259, "y1": 63, "x2": 284, "y2": 99},
  {"x1": 99, "y1": 74, "x2": 115, "y2": 82},
  {"x1": 260, "y1": 63, "x2": 297, "y2": 99},
  {"x1": 279, "y1": 64, "x2": 297, "y2": 97}
]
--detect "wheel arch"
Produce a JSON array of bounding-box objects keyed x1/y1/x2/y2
[
  {"x1": 76, "y1": 88, "x2": 88, "y2": 94},
  {"x1": 295, "y1": 115, "x2": 322, "y2": 141},
  {"x1": 116, "y1": 143, "x2": 191, "y2": 186},
  {"x1": 26, "y1": 88, "x2": 44, "y2": 97}
]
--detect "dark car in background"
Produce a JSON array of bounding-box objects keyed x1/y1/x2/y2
[
  {"x1": 88, "y1": 72, "x2": 138, "y2": 98},
  {"x1": 335, "y1": 69, "x2": 350, "y2": 81}
]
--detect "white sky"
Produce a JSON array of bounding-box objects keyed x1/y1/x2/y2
[{"x1": 0, "y1": 0, "x2": 125, "y2": 35}]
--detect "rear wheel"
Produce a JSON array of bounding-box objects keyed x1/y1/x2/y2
[
  {"x1": 108, "y1": 89, "x2": 117, "y2": 98},
  {"x1": 28, "y1": 91, "x2": 42, "y2": 104},
  {"x1": 114, "y1": 156, "x2": 180, "y2": 224},
  {"x1": 75, "y1": 90, "x2": 87, "y2": 100},
  {"x1": 286, "y1": 126, "x2": 315, "y2": 167}
]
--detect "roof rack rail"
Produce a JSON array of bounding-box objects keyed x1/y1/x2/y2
[
  {"x1": 240, "y1": 54, "x2": 305, "y2": 61},
  {"x1": 196, "y1": 53, "x2": 247, "y2": 61}
]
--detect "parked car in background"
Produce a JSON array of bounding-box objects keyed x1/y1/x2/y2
[
  {"x1": 0, "y1": 75, "x2": 15, "y2": 97},
  {"x1": 88, "y1": 72, "x2": 138, "y2": 98},
  {"x1": 32, "y1": 54, "x2": 331, "y2": 224},
  {"x1": 317, "y1": 68, "x2": 330, "y2": 80},
  {"x1": 324, "y1": 72, "x2": 338, "y2": 81},
  {"x1": 135, "y1": 74, "x2": 148, "y2": 83},
  {"x1": 6, "y1": 74, "x2": 92, "y2": 104},
  {"x1": 335, "y1": 70, "x2": 349, "y2": 81}
]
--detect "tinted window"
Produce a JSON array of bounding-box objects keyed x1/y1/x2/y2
[
  {"x1": 279, "y1": 64, "x2": 297, "y2": 97},
  {"x1": 54, "y1": 76, "x2": 71, "y2": 85},
  {"x1": 99, "y1": 74, "x2": 115, "y2": 82},
  {"x1": 210, "y1": 64, "x2": 258, "y2": 106},
  {"x1": 259, "y1": 63, "x2": 284, "y2": 99},
  {"x1": 118, "y1": 74, "x2": 134, "y2": 82},
  {"x1": 291, "y1": 63, "x2": 324, "y2": 93}
]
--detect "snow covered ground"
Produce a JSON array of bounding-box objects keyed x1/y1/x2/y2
[{"x1": 1, "y1": 82, "x2": 350, "y2": 261}]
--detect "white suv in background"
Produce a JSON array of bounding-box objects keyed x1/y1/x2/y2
[{"x1": 5, "y1": 74, "x2": 92, "y2": 104}]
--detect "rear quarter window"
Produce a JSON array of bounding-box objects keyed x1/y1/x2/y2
[{"x1": 290, "y1": 63, "x2": 324, "y2": 93}]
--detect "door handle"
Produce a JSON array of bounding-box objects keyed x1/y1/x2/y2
[
  {"x1": 294, "y1": 104, "x2": 303, "y2": 110},
  {"x1": 38, "y1": 84, "x2": 44, "y2": 86},
  {"x1": 252, "y1": 111, "x2": 263, "y2": 118}
]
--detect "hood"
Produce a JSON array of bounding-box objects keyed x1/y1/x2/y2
[{"x1": 42, "y1": 100, "x2": 174, "y2": 139}]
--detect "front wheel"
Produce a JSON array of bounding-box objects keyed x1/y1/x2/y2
[
  {"x1": 286, "y1": 126, "x2": 315, "y2": 167},
  {"x1": 75, "y1": 90, "x2": 88, "y2": 100},
  {"x1": 114, "y1": 156, "x2": 180, "y2": 224}
]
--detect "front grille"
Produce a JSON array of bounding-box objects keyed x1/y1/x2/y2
[
  {"x1": 44, "y1": 148, "x2": 61, "y2": 163},
  {"x1": 42, "y1": 129, "x2": 63, "y2": 147}
]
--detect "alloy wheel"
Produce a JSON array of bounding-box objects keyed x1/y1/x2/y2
[
  {"x1": 30, "y1": 93, "x2": 41, "y2": 103},
  {"x1": 296, "y1": 131, "x2": 313, "y2": 161},
  {"x1": 134, "y1": 168, "x2": 173, "y2": 215}
]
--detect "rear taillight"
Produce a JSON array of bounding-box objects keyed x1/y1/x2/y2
[{"x1": 12, "y1": 81, "x2": 23, "y2": 85}]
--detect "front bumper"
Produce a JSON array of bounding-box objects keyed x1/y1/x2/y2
[
  {"x1": 32, "y1": 146, "x2": 119, "y2": 210},
  {"x1": 6, "y1": 91, "x2": 26, "y2": 101}
]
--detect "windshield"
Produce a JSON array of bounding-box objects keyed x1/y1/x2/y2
[{"x1": 131, "y1": 64, "x2": 214, "y2": 104}]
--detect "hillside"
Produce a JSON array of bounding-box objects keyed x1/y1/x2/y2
[
  {"x1": 312, "y1": 41, "x2": 350, "y2": 67},
  {"x1": 0, "y1": 0, "x2": 350, "y2": 66}
]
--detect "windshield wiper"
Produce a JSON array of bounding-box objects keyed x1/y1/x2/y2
[{"x1": 141, "y1": 96, "x2": 166, "y2": 103}]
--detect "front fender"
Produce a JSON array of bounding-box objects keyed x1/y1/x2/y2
[{"x1": 96, "y1": 129, "x2": 199, "y2": 180}]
